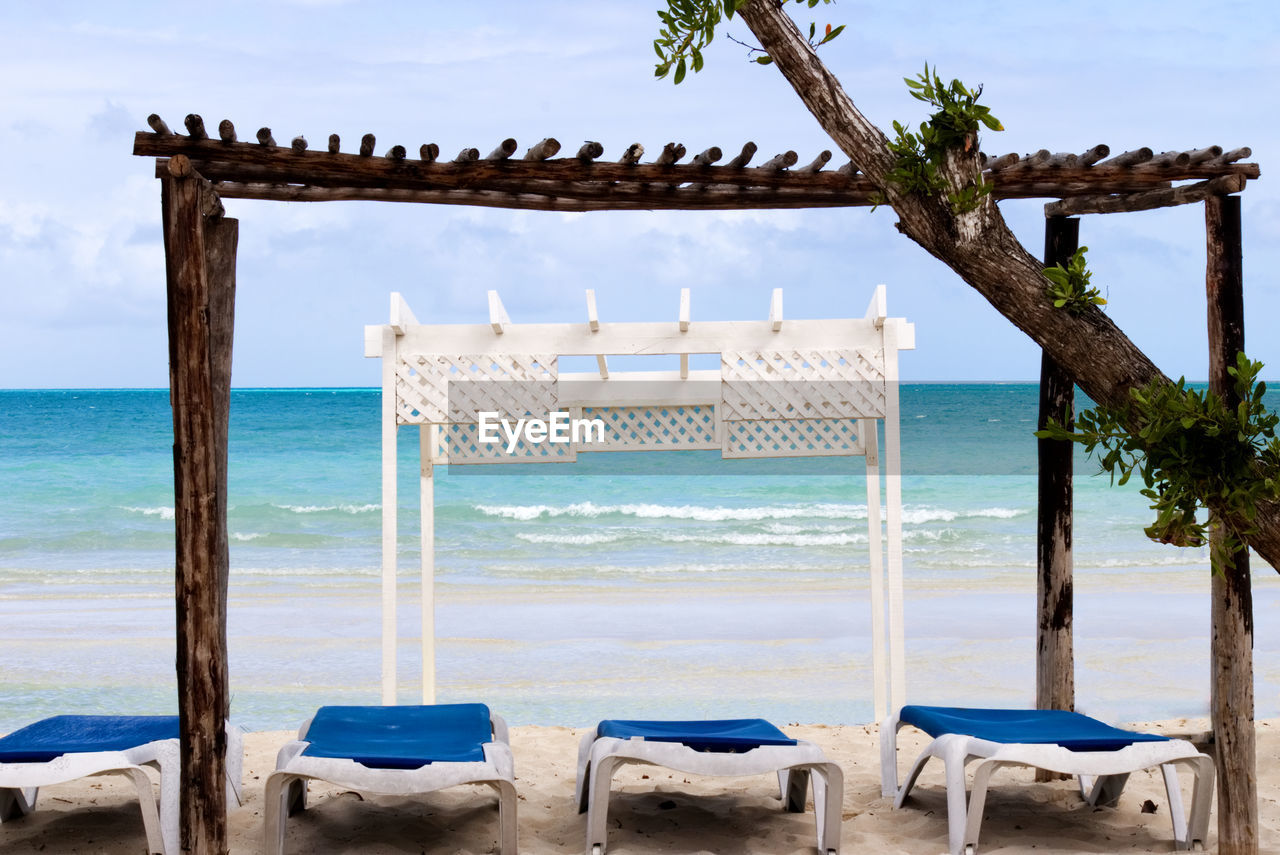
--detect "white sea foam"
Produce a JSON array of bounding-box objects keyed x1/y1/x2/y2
[
  {"x1": 515, "y1": 531, "x2": 627, "y2": 545},
  {"x1": 272, "y1": 503, "x2": 380, "y2": 514},
  {"x1": 231, "y1": 532, "x2": 266, "y2": 542},
  {"x1": 475, "y1": 502, "x2": 868, "y2": 522},
  {"x1": 661, "y1": 531, "x2": 868, "y2": 547},
  {"x1": 123, "y1": 506, "x2": 175, "y2": 520}
]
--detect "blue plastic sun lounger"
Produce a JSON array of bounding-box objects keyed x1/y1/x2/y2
[
  {"x1": 575, "y1": 718, "x2": 843, "y2": 855},
  {"x1": 880, "y1": 705, "x2": 1214, "y2": 855},
  {"x1": 264, "y1": 703, "x2": 516, "y2": 855},
  {"x1": 0, "y1": 715, "x2": 243, "y2": 855}
]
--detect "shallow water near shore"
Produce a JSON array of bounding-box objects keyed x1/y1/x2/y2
[{"x1": 1, "y1": 386, "x2": 1277, "y2": 731}]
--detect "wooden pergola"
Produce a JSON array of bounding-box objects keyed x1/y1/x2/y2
[{"x1": 132, "y1": 114, "x2": 1258, "y2": 853}]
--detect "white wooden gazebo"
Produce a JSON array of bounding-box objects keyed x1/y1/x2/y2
[{"x1": 365, "y1": 286, "x2": 914, "y2": 721}]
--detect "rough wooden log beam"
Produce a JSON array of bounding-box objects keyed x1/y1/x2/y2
[
  {"x1": 360, "y1": 134, "x2": 376, "y2": 157},
  {"x1": 524, "y1": 138, "x2": 560, "y2": 161},
  {"x1": 1187, "y1": 145, "x2": 1224, "y2": 164},
  {"x1": 1206, "y1": 193, "x2": 1259, "y2": 855},
  {"x1": 454, "y1": 147, "x2": 479, "y2": 163},
  {"x1": 1212, "y1": 146, "x2": 1252, "y2": 165},
  {"x1": 982, "y1": 152, "x2": 1020, "y2": 171},
  {"x1": 208, "y1": 180, "x2": 879, "y2": 210},
  {"x1": 837, "y1": 161, "x2": 858, "y2": 176},
  {"x1": 148, "y1": 113, "x2": 172, "y2": 135},
  {"x1": 618, "y1": 143, "x2": 644, "y2": 165},
  {"x1": 1148, "y1": 150, "x2": 1192, "y2": 168},
  {"x1": 1045, "y1": 152, "x2": 1078, "y2": 168},
  {"x1": 328, "y1": 134, "x2": 340, "y2": 154},
  {"x1": 217, "y1": 120, "x2": 235, "y2": 144},
  {"x1": 577, "y1": 141, "x2": 604, "y2": 163},
  {"x1": 797, "y1": 150, "x2": 832, "y2": 174},
  {"x1": 761, "y1": 151, "x2": 798, "y2": 170},
  {"x1": 1078, "y1": 144, "x2": 1109, "y2": 166},
  {"x1": 161, "y1": 159, "x2": 233, "y2": 855},
  {"x1": 420, "y1": 143, "x2": 440, "y2": 163},
  {"x1": 725, "y1": 142, "x2": 758, "y2": 169},
  {"x1": 1097, "y1": 147, "x2": 1154, "y2": 167},
  {"x1": 135, "y1": 135, "x2": 1257, "y2": 196},
  {"x1": 692, "y1": 146, "x2": 723, "y2": 166},
  {"x1": 291, "y1": 136, "x2": 307, "y2": 153},
  {"x1": 385, "y1": 145, "x2": 406, "y2": 161},
  {"x1": 487, "y1": 138, "x2": 517, "y2": 160},
  {"x1": 184, "y1": 114, "x2": 207, "y2": 140},
  {"x1": 654, "y1": 142, "x2": 686, "y2": 166},
  {"x1": 255, "y1": 127, "x2": 275, "y2": 147},
  {"x1": 1045, "y1": 174, "x2": 1246, "y2": 216}
]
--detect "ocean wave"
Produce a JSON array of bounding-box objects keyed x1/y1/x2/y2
[
  {"x1": 661, "y1": 531, "x2": 868, "y2": 547},
  {"x1": 231, "y1": 532, "x2": 266, "y2": 542},
  {"x1": 271, "y1": 503, "x2": 380, "y2": 514},
  {"x1": 475, "y1": 502, "x2": 1026, "y2": 526},
  {"x1": 475, "y1": 502, "x2": 867, "y2": 522},
  {"x1": 122, "y1": 506, "x2": 175, "y2": 520},
  {"x1": 515, "y1": 532, "x2": 627, "y2": 545}
]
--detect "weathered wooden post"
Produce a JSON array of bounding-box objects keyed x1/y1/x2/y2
[
  {"x1": 1205, "y1": 193, "x2": 1256, "y2": 855},
  {"x1": 1036, "y1": 216, "x2": 1077, "y2": 715},
  {"x1": 161, "y1": 153, "x2": 236, "y2": 855}
]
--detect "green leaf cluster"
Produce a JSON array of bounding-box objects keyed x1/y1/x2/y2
[
  {"x1": 653, "y1": 0, "x2": 842, "y2": 83},
  {"x1": 1043, "y1": 247, "x2": 1106, "y2": 314},
  {"x1": 1038, "y1": 353, "x2": 1280, "y2": 570},
  {"x1": 886, "y1": 64, "x2": 1003, "y2": 214}
]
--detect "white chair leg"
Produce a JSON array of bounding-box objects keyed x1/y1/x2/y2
[
  {"x1": 1160, "y1": 763, "x2": 1189, "y2": 846},
  {"x1": 263, "y1": 772, "x2": 295, "y2": 855},
  {"x1": 941, "y1": 740, "x2": 972, "y2": 855},
  {"x1": 879, "y1": 715, "x2": 903, "y2": 798},
  {"x1": 785, "y1": 767, "x2": 811, "y2": 813},
  {"x1": 493, "y1": 778, "x2": 518, "y2": 855},
  {"x1": 574, "y1": 730, "x2": 596, "y2": 814},
  {"x1": 122, "y1": 767, "x2": 166, "y2": 855},
  {"x1": 585, "y1": 754, "x2": 622, "y2": 855},
  {"x1": 813, "y1": 762, "x2": 844, "y2": 854},
  {"x1": 1085, "y1": 772, "x2": 1130, "y2": 808},
  {"x1": 1182, "y1": 755, "x2": 1215, "y2": 851},
  {"x1": 0, "y1": 787, "x2": 38, "y2": 821},
  {"x1": 965, "y1": 759, "x2": 1012, "y2": 855}
]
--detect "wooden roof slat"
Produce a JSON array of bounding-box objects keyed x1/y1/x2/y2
[
  {"x1": 359, "y1": 134, "x2": 375, "y2": 157},
  {"x1": 133, "y1": 125, "x2": 1258, "y2": 212},
  {"x1": 1046, "y1": 173, "x2": 1246, "y2": 217},
  {"x1": 291, "y1": 136, "x2": 307, "y2": 153},
  {"x1": 524, "y1": 138, "x2": 560, "y2": 161},
  {"x1": 147, "y1": 113, "x2": 172, "y2": 135},
  {"x1": 328, "y1": 133, "x2": 340, "y2": 153},
  {"x1": 184, "y1": 114, "x2": 208, "y2": 140},
  {"x1": 487, "y1": 138, "x2": 517, "y2": 160},
  {"x1": 218, "y1": 120, "x2": 236, "y2": 144}
]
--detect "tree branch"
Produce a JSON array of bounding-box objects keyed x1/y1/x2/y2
[{"x1": 735, "y1": 0, "x2": 1278, "y2": 572}]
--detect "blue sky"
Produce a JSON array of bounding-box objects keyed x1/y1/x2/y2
[{"x1": 1, "y1": 1, "x2": 1276, "y2": 387}]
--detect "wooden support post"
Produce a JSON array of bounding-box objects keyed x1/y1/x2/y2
[
  {"x1": 1206, "y1": 193, "x2": 1257, "y2": 855},
  {"x1": 161, "y1": 155, "x2": 236, "y2": 855},
  {"x1": 419, "y1": 426, "x2": 436, "y2": 704},
  {"x1": 1036, "y1": 216, "x2": 1076, "y2": 780}
]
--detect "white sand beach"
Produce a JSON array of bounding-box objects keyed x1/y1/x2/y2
[{"x1": 2, "y1": 719, "x2": 1277, "y2": 854}]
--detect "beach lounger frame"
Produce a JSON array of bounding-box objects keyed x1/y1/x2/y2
[
  {"x1": 575, "y1": 721, "x2": 844, "y2": 855},
  {"x1": 263, "y1": 705, "x2": 516, "y2": 855},
  {"x1": 880, "y1": 707, "x2": 1215, "y2": 855},
  {"x1": 0, "y1": 716, "x2": 244, "y2": 855}
]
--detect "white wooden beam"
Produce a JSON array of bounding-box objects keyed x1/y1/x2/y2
[
  {"x1": 769, "y1": 288, "x2": 783, "y2": 331},
  {"x1": 864, "y1": 283, "x2": 887, "y2": 329},
  {"x1": 679, "y1": 289, "x2": 690, "y2": 378},
  {"x1": 586, "y1": 289, "x2": 608, "y2": 378},
  {"x1": 390, "y1": 291, "x2": 418, "y2": 335},
  {"x1": 488, "y1": 290, "x2": 510, "y2": 335}
]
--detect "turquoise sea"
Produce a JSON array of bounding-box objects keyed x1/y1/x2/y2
[{"x1": 1, "y1": 386, "x2": 1277, "y2": 732}]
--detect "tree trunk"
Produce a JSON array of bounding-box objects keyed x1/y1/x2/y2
[
  {"x1": 735, "y1": 0, "x2": 1280, "y2": 575},
  {"x1": 1206, "y1": 193, "x2": 1256, "y2": 855},
  {"x1": 162, "y1": 156, "x2": 236, "y2": 855},
  {"x1": 1035, "y1": 217, "x2": 1076, "y2": 783}
]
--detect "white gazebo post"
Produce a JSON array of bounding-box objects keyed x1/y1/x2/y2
[{"x1": 368, "y1": 287, "x2": 913, "y2": 718}]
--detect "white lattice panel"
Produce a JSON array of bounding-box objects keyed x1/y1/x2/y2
[
  {"x1": 720, "y1": 349, "x2": 886, "y2": 420},
  {"x1": 723, "y1": 418, "x2": 865, "y2": 458},
  {"x1": 581, "y1": 405, "x2": 719, "y2": 451},
  {"x1": 434, "y1": 423, "x2": 577, "y2": 464},
  {"x1": 395, "y1": 353, "x2": 557, "y2": 425}
]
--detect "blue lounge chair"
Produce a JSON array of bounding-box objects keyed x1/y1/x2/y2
[
  {"x1": 0, "y1": 715, "x2": 243, "y2": 855},
  {"x1": 264, "y1": 703, "x2": 516, "y2": 855},
  {"x1": 575, "y1": 718, "x2": 843, "y2": 855},
  {"x1": 881, "y1": 705, "x2": 1215, "y2": 855}
]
